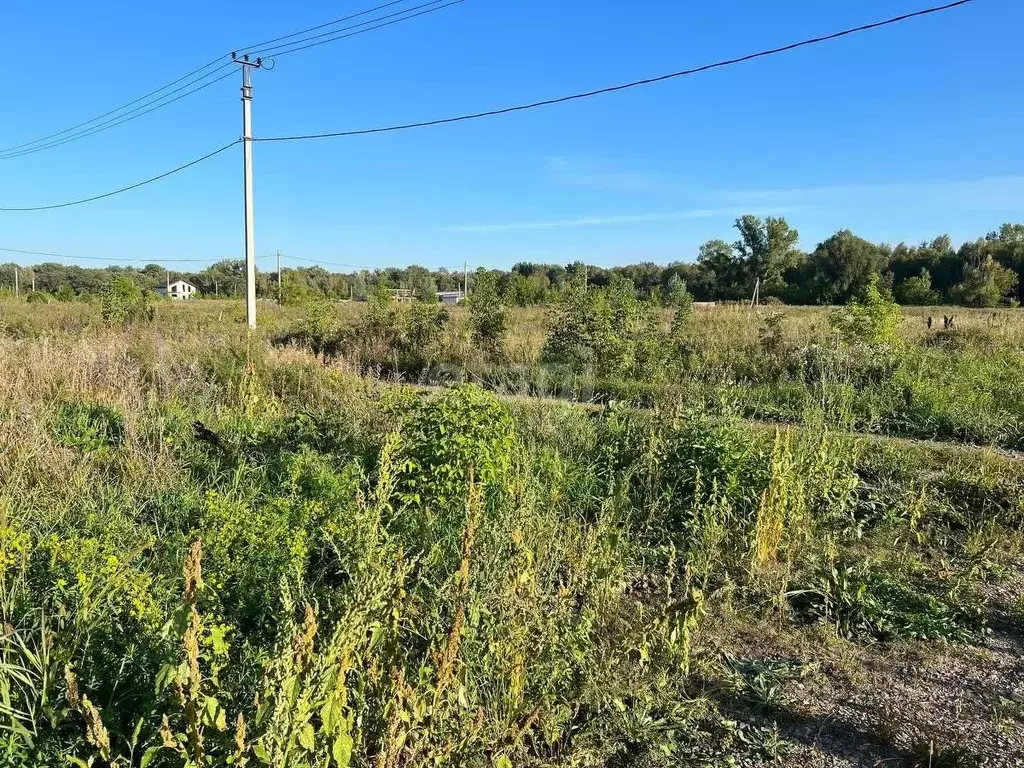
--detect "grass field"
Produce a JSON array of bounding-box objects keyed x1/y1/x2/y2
[{"x1": 0, "y1": 296, "x2": 1022, "y2": 767}]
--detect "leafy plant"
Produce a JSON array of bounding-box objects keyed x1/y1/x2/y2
[
  {"x1": 828, "y1": 274, "x2": 902, "y2": 347},
  {"x1": 467, "y1": 269, "x2": 508, "y2": 357},
  {"x1": 100, "y1": 277, "x2": 154, "y2": 326},
  {"x1": 52, "y1": 402, "x2": 125, "y2": 453}
]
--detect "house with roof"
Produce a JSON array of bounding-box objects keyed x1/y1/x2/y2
[{"x1": 156, "y1": 279, "x2": 197, "y2": 300}]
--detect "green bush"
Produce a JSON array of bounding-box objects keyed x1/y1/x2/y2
[
  {"x1": 468, "y1": 270, "x2": 508, "y2": 357},
  {"x1": 828, "y1": 274, "x2": 902, "y2": 347},
  {"x1": 100, "y1": 276, "x2": 154, "y2": 325}
]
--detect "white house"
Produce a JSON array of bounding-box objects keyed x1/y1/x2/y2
[
  {"x1": 156, "y1": 279, "x2": 197, "y2": 300},
  {"x1": 436, "y1": 290, "x2": 465, "y2": 305}
]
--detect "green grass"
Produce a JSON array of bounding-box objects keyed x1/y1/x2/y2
[{"x1": 0, "y1": 298, "x2": 1021, "y2": 766}]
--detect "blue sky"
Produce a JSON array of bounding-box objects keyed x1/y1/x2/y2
[{"x1": 0, "y1": 0, "x2": 1021, "y2": 271}]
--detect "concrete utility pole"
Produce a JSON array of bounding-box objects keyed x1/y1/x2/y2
[
  {"x1": 14, "y1": 266, "x2": 18, "y2": 296},
  {"x1": 463, "y1": 261, "x2": 468, "y2": 299},
  {"x1": 31, "y1": 270, "x2": 35, "y2": 292},
  {"x1": 166, "y1": 270, "x2": 170, "y2": 296},
  {"x1": 233, "y1": 53, "x2": 264, "y2": 329},
  {"x1": 276, "y1": 250, "x2": 282, "y2": 305}
]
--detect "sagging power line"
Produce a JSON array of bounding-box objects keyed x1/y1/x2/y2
[
  {"x1": 0, "y1": 0, "x2": 468, "y2": 160},
  {"x1": 0, "y1": 246, "x2": 277, "y2": 266},
  {"x1": 256, "y1": 0, "x2": 975, "y2": 143},
  {"x1": 0, "y1": 0, "x2": 976, "y2": 213},
  {"x1": 249, "y1": 0, "x2": 464, "y2": 59},
  {"x1": 0, "y1": 0, "x2": 977, "y2": 330},
  {"x1": 0, "y1": 141, "x2": 240, "y2": 211}
]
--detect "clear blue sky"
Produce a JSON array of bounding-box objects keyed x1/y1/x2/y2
[{"x1": 0, "y1": 0, "x2": 1021, "y2": 271}]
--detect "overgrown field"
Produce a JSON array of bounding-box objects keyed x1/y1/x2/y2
[{"x1": 0, "y1": 297, "x2": 1022, "y2": 766}]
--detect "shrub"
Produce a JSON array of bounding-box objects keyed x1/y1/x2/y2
[
  {"x1": 403, "y1": 299, "x2": 449, "y2": 361},
  {"x1": 896, "y1": 268, "x2": 940, "y2": 305},
  {"x1": 468, "y1": 270, "x2": 508, "y2": 357},
  {"x1": 542, "y1": 275, "x2": 665, "y2": 379},
  {"x1": 828, "y1": 274, "x2": 902, "y2": 347},
  {"x1": 100, "y1": 276, "x2": 154, "y2": 325},
  {"x1": 953, "y1": 255, "x2": 1018, "y2": 307},
  {"x1": 300, "y1": 294, "x2": 338, "y2": 358}
]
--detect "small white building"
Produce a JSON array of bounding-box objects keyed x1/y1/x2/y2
[
  {"x1": 156, "y1": 279, "x2": 197, "y2": 300},
  {"x1": 437, "y1": 290, "x2": 465, "y2": 305}
]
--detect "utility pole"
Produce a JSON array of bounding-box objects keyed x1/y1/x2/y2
[
  {"x1": 463, "y1": 261, "x2": 468, "y2": 300},
  {"x1": 30, "y1": 270, "x2": 35, "y2": 293},
  {"x1": 276, "y1": 250, "x2": 282, "y2": 305},
  {"x1": 233, "y1": 53, "x2": 264, "y2": 329},
  {"x1": 166, "y1": 270, "x2": 170, "y2": 297},
  {"x1": 14, "y1": 266, "x2": 18, "y2": 297},
  {"x1": 215, "y1": 279, "x2": 219, "y2": 297}
]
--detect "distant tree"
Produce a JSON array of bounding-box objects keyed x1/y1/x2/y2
[
  {"x1": 889, "y1": 236, "x2": 962, "y2": 300},
  {"x1": 54, "y1": 284, "x2": 76, "y2": 302},
  {"x1": 977, "y1": 223, "x2": 1024, "y2": 303},
  {"x1": 351, "y1": 271, "x2": 369, "y2": 301},
  {"x1": 697, "y1": 239, "x2": 741, "y2": 300},
  {"x1": 805, "y1": 230, "x2": 885, "y2": 304},
  {"x1": 733, "y1": 215, "x2": 803, "y2": 297},
  {"x1": 663, "y1": 272, "x2": 693, "y2": 311},
  {"x1": 404, "y1": 265, "x2": 438, "y2": 301},
  {"x1": 953, "y1": 255, "x2": 1018, "y2": 307},
  {"x1": 895, "y1": 268, "x2": 940, "y2": 306}
]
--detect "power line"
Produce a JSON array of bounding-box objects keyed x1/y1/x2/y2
[
  {"x1": 256, "y1": 0, "x2": 976, "y2": 143},
  {"x1": 0, "y1": 70, "x2": 236, "y2": 161},
  {"x1": 0, "y1": 141, "x2": 239, "y2": 211},
  {"x1": 0, "y1": 0, "x2": 464, "y2": 160},
  {"x1": 239, "y1": 0, "x2": 413, "y2": 53},
  {"x1": 284, "y1": 255, "x2": 379, "y2": 270},
  {"x1": 0, "y1": 246, "x2": 276, "y2": 265},
  {"x1": 252, "y1": 0, "x2": 464, "y2": 59},
  {"x1": 0, "y1": 1, "x2": 974, "y2": 213},
  {"x1": 0, "y1": 56, "x2": 230, "y2": 155}
]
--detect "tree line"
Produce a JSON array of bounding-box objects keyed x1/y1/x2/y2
[{"x1": 2, "y1": 218, "x2": 1021, "y2": 307}]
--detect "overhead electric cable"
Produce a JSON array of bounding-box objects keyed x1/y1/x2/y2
[
  {"x1": 255, "y1": 0, "x2": 975, "y2": 142},
  {"x1": 0, "y1": 71, "x2": 236, "y2": 160},
  {"x1": 0, "y1": 1, "x2": 975, "y2": 212},
  {"x1": 251, "y1": 0, "x2": 464, "y2": 58},
  {"x1": 0, "y1": 246, "x2": 276, "y2": 265},
  {"x1": 0, "y1": 0, "x2": 466, "y2": 158},
  {"x1": 0, "y1": 141, "x2": 239, "y2": 211}
]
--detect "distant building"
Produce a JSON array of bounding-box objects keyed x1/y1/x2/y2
[
  {"x1": 156, "y1": 279, "x2": 197, "y2": 300},
  {"x1": 437, "y1": 290, "x2": 465, "y2": 305},
  {"x1": 390, "y1": 288, "x2": 414, "y2": 303}
]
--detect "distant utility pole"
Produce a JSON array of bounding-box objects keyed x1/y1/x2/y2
[
  {"x1": 233, "y1": 52, "x2": 265, "y2": 329},
  {"x1": 276, "y1": 250, "x2": 282, "y2": 305},
  {"x1": 463, "y1": 261, "x2": 468, "y2": 299},
  {"x1": 14, "y1": 266, "x2": 18, "y2": 296},
  {"x1": 30, "y1": 270, "x2": 35, "y2": 292},
  {"x1": 215, "y1": 279, "x2": 219, "y2": 297},
  {"x1": 166, "y1": 270, "x2": 170, "y2": 296}
]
